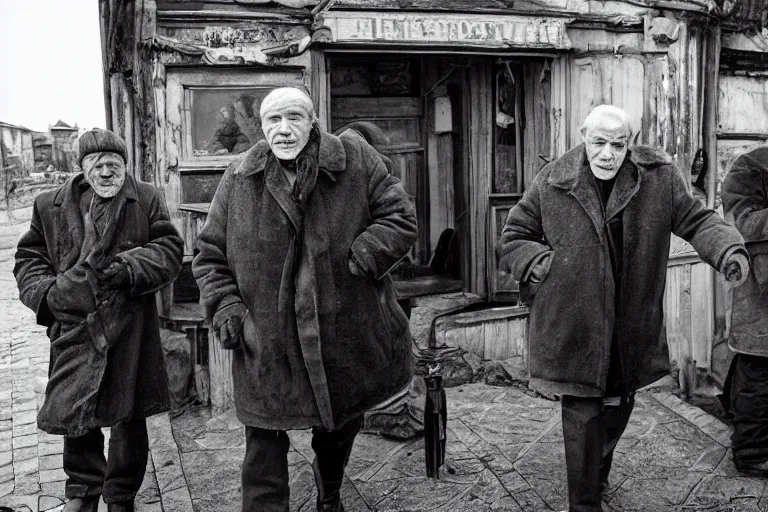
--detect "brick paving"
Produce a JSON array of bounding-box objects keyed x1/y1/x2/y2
[{"x1": 1, "y1": 209, "x2": 768, "y2": 512}]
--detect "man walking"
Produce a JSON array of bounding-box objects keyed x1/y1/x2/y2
[
  {"x1": 721, "y1": 145, "x2": 768, "y2": 477},
  {"x1": 498, "y1": 105, "x2": 749, "y2": 511},
  {"x1": 192, "y1": 87, "x2": 417, "y2": 512},
  {"x1": 14, "y1": 128, "x2": 184, "y2": 511}
]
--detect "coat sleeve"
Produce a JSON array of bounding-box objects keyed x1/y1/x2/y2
[
  {"x1": 349, "y1": 141, "x2": 418, "y2": 280},
  {"x1": 722, "y1": 153, "x2": 768, "y2": 243},
  {"x1": 192, "y1": 166, "x2": 243, "y2": 321},
  {"x1": 13, "y1": 195, "x2": 57, "y2": 327},
  {"x1": 117, "y1": 188, "x2": 184, "y2": 298},
  {"x1": 670, "y1": 164, "x2": 745, "y2": 269},
  {"x1": 497, "y1": 170, "x2": 553, "y2": 282}
]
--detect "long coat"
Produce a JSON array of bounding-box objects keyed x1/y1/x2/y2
[
  {"x1": 498, "y1": 144, "x2": 745, "y2": 397},
  {"x1": 722, "y1": 146, "x2": 768, "y2": 357},
  {"x1": 14, "y1": 174, "x2": 183, "y2": 437},
  {"x1": 193, "y1": 129, "x2": 418, "y2": 431}
]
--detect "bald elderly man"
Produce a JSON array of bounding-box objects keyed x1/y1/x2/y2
[
  {"x1": 498, "y1": 105, "x2": 749, "y2": 511},
  {"x1": 193, "y1": 87, "x2": 417, "y2": 512}
]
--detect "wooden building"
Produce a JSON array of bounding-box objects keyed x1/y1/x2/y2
[{"x1": 98, "y1": 0, "x2": 767, "y2": 409}]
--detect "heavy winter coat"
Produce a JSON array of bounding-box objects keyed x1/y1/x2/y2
[
  {"x1": 192, "y1": 129, "x2": 417, "y2": 431},
  {"x1": 14, "y1": 174, "x2": 183, "y2": 437},
  {"x1": 722, "y1": 146, "x2": 768, "y2": 357},
  {"x1": 498, "y1": 144, "x2": 744, "y2": 397}
]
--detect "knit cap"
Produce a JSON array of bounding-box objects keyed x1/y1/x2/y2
[{"x1": 77, "y1": 128, "x2": 128, "y2": 165}]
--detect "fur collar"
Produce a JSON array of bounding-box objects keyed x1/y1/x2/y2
[
  {"x1": 234, "y1": 129, "x2": 347, "y2": 177},
  {"x1": 548, "y1": 143, "x2": 673, "y2": 189}
]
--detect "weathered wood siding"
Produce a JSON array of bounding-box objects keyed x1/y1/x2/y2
[
  {"x1": 664, "y1": 257, "x2": 715, "y2": 374},
  {"x1": 435, "y1": 307, "x2": 529, "y2": 362}
]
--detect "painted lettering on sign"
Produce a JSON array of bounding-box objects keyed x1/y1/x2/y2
[{"x1": 323, "y1": 12, "x2": 572, "y2": 49}]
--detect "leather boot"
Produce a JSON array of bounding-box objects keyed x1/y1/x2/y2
[
  {"x1": 63, "y1": 497, "x2": 100, "y2": 512},
  {"x1": 107, "y1": 502, "x2": 135, "y2": 512}
]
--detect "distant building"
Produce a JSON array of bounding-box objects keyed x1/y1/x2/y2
[
  {"x1": 45, "y1": 120, "x2": 80, "y2": 173},
  {"x1": 0, "y1": 121, "x2": 35, "y2": 179}
]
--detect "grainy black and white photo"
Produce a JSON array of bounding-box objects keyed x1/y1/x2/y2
[{"x1": 1, "y1": 1, "x2": 768, "y2": 511}]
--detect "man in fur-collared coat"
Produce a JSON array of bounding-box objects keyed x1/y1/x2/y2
[
  {"x1": 192, "y1": 87, "x2": 417, "y2": 512},
  {"x1": 721, "y1": 145, "x2": 768, "y2": 477},
  {"x1": 14, "y1": 128, "x2": 183, "y2": 512},
  {"x1": 498, "y1": 105, "x2": 749, "y2": 512}
]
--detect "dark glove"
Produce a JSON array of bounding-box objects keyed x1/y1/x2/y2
[
  {"x1": 213, "y1": 301, "x2": 247, "y2": 350},
  {"x1": 348, "y1": 252, "x2": 366, "y2": 277},
  {"x1": 95, "y1": 258, "x2": 133, "y2": 290},
  {"x1": 722, "y1": 251, "x2": 749, "y2": 287}
]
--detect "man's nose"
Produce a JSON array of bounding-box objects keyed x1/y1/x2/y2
[
  {"x1": 98, "y1": 167, "x2": 113, "y2": 176},
  {"x1": 598, "y1": 145, "x2": 614, "y2": 159},
  {"x1": 277, "y1": 119, "x2": 291, "y2": 133}
]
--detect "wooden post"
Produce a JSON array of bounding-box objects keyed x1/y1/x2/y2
[
  {"x1": 310, "y1": 51, "x2": 330, "y2": 131},
  {"x1": 98, "y1": 0, "x2": 114, "y2": 130},
  {"x1": 703, "y1": 23, "x2": 721, "y2": 210}
]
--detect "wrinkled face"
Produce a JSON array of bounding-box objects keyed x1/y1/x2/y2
[
  {"x1": 82, "y1": 152, "x2": 126, "y2": 198},
  {"x1": 582, "y1": 116, "x2": 629, "y2": 180},
  {"x1": 261, "y1": 93, "x2": 313, "y2": 160}
]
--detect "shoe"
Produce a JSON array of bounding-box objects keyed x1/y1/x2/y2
[
  {"x1": 735, "y1": 460, "x2": 768, "y2": 477},
  {"x1": 63, "y1": 497, "x2": 100, "y2": 512},
  {"x1": 317, "y1": 503, "x2": 344, "y2": 512}
]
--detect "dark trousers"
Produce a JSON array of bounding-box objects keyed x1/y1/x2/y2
[
  {"x1": 727, "y1": 353, "x2": 768, "y2": 466},
  {"x1": 561, "y1": 395, "x2": 635, "y2": 512},
  {"x1": 63, "y1": 418, "x2": 149, "y2": 504},
  {"x1": 242, "y1": 416, "x2": 363, "y2": 512}
]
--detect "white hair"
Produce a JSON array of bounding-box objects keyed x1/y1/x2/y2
[
  {"x1": 259, "y1": 87, "x2": 318, "y2": 123},
  {"x1": 580, "y1": 105, "x2": 633, "y2": 139}
]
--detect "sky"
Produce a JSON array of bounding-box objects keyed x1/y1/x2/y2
[{"x1": 0, "y1": 0, "x2": 106, "y2": 132}]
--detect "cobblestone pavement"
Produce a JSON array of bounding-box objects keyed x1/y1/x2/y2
[{"x1": 1, "y1": 210, "x2": 767, "y2": 512}]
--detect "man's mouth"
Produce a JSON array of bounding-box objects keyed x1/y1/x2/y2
[{"x1": 275, "y1": 140, "x2": 296, "y2": 147}]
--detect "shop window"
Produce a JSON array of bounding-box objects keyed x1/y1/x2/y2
[
  {"x1": 494, "y1": 61, "x2": 522, "y2": 195},
  {"x1": 489, "y1": 59, "x2": 553, "y2": 302}
]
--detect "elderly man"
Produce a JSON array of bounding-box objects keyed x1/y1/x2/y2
[
  {"x1": 721, "y1": 146, "x2": 768, "y2": 477},
  {"x1": 14, "y1": 128, "x2": 183, "y2": 512},
  {"x1": 498, "y1": 105, "x2": 749, "y2": 512},
  {"x1": 192, "y1": 87, "x2": 417, "y2": 512}
]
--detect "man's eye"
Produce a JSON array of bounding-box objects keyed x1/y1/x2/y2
[{"x1": 611, "y1": 143, "x2": 625, "y2": 149}]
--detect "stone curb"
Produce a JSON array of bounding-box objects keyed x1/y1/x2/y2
[
  {"x1": 146, "y1": 414, "x2": 194, "y2": 512},
  {"x1": 649, "y1": 391, "x2": 732, "y2": 447}
]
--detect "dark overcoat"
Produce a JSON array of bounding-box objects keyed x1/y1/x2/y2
[
  {"x1": 498, "y1": 144, "x2": 745, "y2": 397},
  {"x1": 722, "y1": 146, "x2": 768, "y2": 357},
  {"x1": 14, "y1": 174, "x2": 183, "y2": 437},
  {"x1": 192, "y1": 129, "x2": 418, "y2": 431}
]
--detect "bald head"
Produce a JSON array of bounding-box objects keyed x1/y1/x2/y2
[
  {"x1": 581, "y1": 105, "x2": 632, "y2": 180},
  {"x1": 260, "y1": 87, "x2": 317, "y2": 160}
]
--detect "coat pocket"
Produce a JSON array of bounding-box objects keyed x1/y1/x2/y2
[{"x1": 747, "y1": 241, "x2": 768, "y2": 296}]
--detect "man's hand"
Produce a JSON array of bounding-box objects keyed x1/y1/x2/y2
[
  {"x1": 348, "y1": 254, "x2": 366, "y2": 277},
  {"x1": 529, "y1": 253, "x2": 553, "y2": 283},
  {"x1": 213, "y1": 302, "x2": 247, "y2": 350},
  {"x1": 722, "y1": 251, "x2": 750, "y2": 288},
  {"x1": 96, "y1": 259, "x2": 133, "y2": 290}
]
